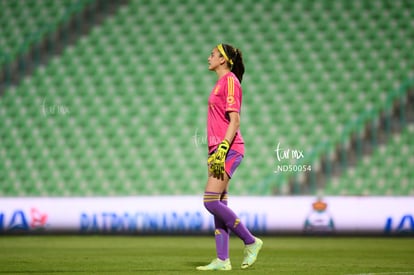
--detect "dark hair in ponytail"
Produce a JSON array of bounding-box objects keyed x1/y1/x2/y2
[{"x1": 221, "y1": 44, "x2": 245, "y2": 83}]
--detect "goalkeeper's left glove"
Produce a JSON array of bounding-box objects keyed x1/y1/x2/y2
[{"x1": 211, "y1": 139, "x2": 230, "y2": 179}]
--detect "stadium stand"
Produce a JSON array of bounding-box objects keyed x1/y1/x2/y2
[
  {"x1": 0, "y1": 0, "x2": 126, "y2": 89},
  {"x1": 326, "y1": 124, "x2": 414, "y2": 195},
  {"x1": 0, "y1": 0, "x2": 95, "y2": 68},
  {"x1": 1, "y1": 0, "x2": 77, "y2": 65},
  {"x1": 0, "y1": 0, "x2": 413, "y2": 196}
]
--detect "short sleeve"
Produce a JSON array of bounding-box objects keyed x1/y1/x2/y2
[{"x1": 225, "y1": 76, "x2": 242, "y2": 113}]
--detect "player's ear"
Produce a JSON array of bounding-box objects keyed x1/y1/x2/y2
[{"x1": 219, "y1": 56, "x2": 226, "y2": 66}]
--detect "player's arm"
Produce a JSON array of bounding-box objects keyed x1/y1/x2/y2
[
  {"x1": 210, "y1": 111, "x2": 240, "y2": 179},
  {"x1": 224, "y1": 111, "x2": 240, "y2": 145}
]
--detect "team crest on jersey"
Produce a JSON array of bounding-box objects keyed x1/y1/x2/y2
[{"x1": 214, "y1": 85, "x2": 220, "y2": 94}]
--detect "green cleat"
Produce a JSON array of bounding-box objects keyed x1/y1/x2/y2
[
  {"x1": 196, "y1": 258, "x2": 232, "y2": 271},
  {"x1": 241, "y1": 237, "x2": 263, "y2": 269}
]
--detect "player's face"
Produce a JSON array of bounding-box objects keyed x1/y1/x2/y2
[{"x1": 208, "y1": 47, "x2": 224, "y2": 71}]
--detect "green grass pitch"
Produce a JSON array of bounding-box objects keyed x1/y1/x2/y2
[{"x1": 0, "y1": 236, "x2": 413, "y2": 274}]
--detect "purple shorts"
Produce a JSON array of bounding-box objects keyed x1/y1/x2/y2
[{"x1": 209, "y1": 149, "x2": 243, "y2": 178}]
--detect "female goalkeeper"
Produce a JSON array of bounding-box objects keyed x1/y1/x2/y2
[{"x1": 196, "y1": 44, "x2": 263, "y2": 271}]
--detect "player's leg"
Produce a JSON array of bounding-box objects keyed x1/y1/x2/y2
[
  {"x1": 203, "y1": 174, "x2": 255, "y2": 245},
  {"x1": 199, "y1": 174, "x2": 262, "y2": 270},
  {"x1": 213, "y1": 150, "x2": 237, "y2": 261},
  {"x1": 206, "y1": 150, "x2": 233, "y2": 262},
  {"x1": 197, "y1": 173, "x2": 232, "y2": 271},
  {"x1": 197, "y1": 150, "x2": 262, "y2": 270},
  {"x1": 214, "y1": 190, "x2": 230, "y2": 261}
]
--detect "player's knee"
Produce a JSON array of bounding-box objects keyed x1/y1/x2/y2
[
  {"x1": 203, "y1": 192, "x2": 221, "y2": 214},
  {"x1": 204, "y1": 199, "x2": 220, "y2": 214}
]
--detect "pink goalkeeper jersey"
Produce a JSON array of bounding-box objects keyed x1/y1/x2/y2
[{"x1": 207, "y1": 72, "x2": 244, "y2": 155}]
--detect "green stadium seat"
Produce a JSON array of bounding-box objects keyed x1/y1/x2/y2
[{"x1": 1, "y1": 0, "x2": 413, "y2": 196}]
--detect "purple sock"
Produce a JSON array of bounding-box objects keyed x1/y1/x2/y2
[
  {"x1": 214, "y1": 192, "x2": 230, "y2": 260},
  {"x1": 204, "y1": 192, "x2": 255, "y2": 246}
]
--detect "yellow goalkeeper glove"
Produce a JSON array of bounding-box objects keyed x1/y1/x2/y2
[{"x1": 210, "y1": 140, "x2": 230, "y2": 179}]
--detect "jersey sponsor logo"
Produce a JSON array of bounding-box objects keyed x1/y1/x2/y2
[{"x1": 226, "y1": 96, "x2": 235, "y2": 105}]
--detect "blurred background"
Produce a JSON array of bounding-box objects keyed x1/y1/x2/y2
[{"x1": 1, "y1": 0, "x2": 413, "y2": 198}]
